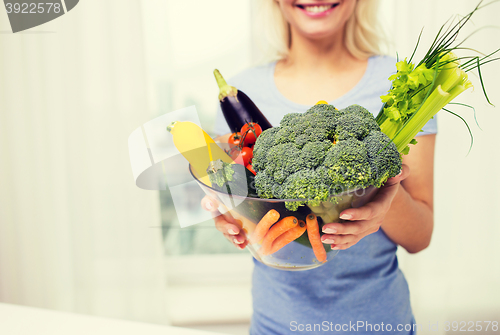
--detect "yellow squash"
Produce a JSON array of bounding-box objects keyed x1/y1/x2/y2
[{"x1": 167, "y1": 121, "x2": 234, "y2": 186}]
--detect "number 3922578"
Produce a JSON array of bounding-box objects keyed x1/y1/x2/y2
[{"x1": 5, "y1": 3, "x2": 62, "y2": 14}]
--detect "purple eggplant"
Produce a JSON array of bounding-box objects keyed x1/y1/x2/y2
[{"x1": 214, "y1": 69, "x2": 272, "y2": 133}]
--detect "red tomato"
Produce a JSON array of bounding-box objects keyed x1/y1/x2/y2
[
  {"x1": 246, "y1": 164, "x2": 256, "y2": 175},
  {"x1": 230, "y1": 146, "x2": 253, "y2": 166},
  {"x1": 239, "y1": 147, "x2": 253, "y2": 166},
  {"x1": 241, "y1": 123, "x2": 262, "y2": 147},
  {"x1": 227, "y1": 132, "x2": 242, "y2": 147}
]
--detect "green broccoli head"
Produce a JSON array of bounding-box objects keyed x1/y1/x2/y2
[
  {"x1": 340, "y1": 104, "x2": 375, "y2": 119},
  {"x1": 336, "y1": 113, "x2": 381, "y2": 141},
  {"x1": 279, "y1": 112, "x2": 302, "y2": 127},
  {"x1": 281, "y1": 169, "x2": 331, "y2": 211},
  {"x1": 363, "y1": 131, "x2": 402, "y2": 187},
  {"x1": 266, "y1": 143, "x2": 304, "y2": 183},
  {"x1": 252, "y1": 103, "x2": 402, "y2": 210},
  {"x1": 254, "y1": 169, "x2": 277, "y2": 199},
  {"x1": 302, "y1": 106, "x2": 340, "y2": 137},
  {"x1": 252, "y1": 127, "x2": 279, "y2": 171},
  {"x1": 323, "y1": 138, "x2": 373, "y2": 191},
  {"x1": 336, "y1": 104, "x2": 381, "y2": 140},
  {"x1": 300, "y1": 141, "x2": 333, "y2": 169}
]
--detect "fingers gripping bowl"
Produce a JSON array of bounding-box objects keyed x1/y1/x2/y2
[{"x1": 191, "y1": 164, "x2": 378, "y2": 271}]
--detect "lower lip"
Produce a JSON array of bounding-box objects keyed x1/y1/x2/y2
[{"x1": 297, "y1": 5, "x2": 337, "y2": 18}]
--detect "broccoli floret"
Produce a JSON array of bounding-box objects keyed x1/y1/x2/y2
[
  {"x1": 304, "y1": 103, "x2": 340, "y2": 117},
  {"x1": 254, "y1": 169, "x2": 277, "y2": 199},
  {"x1": 300, "y1": 141, "x2": 332, "y2": 169},
  {"x1": 252, "y1": 127, "x2": 279, "y2": 171},
  {"x1": 281, "y1": 169, "x2": 331, "y2": 211},
  {"x1": 265, "y1": 143, "x2": 304, "y2": 183},
  {"x1": 295, "y1": 127, "x2": 330, "y2": 149},
  {"x1": 323, "y1": 138, "x2": 373, "y2": 191},
  {"x1": 275, "y1": 125, "x2": 301, "y2": 144},
  {"x1": 336, "y1": 113, "x2": 381, "y2": 141},
  {"x1": 207, "y1": 159, "x2": 256, "y2": 197},
  {"x1": 340, "y1": 104, "x2": 374, "y2": 119},
  {"x1": 315, "y1": 166, "x2": 341, "y2": 195},
  {"x1": 363, "y1": 131, "x2": 402, "y2": 187},
  {"x1": 281, "y1": 104, "x2": 340, "y2": 139},
  {"x1": 280, "y1": 112, "x2": 302, "y2": 127},
  {"x1": 301, "y1": 107, "x2": 340, "y2": 137},
  {"x1": 252, "y1": 103, "x2": 402, "y2": 210}
]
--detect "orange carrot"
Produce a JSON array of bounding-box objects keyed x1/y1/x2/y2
[
  {"x1": 250, "y1": 209, "x2": 280, "y2": 244},
  {"x1": 260, "y1": 216, "x2": 298, "y2": 255},
  {"x1": 264, "y1": 220, "x2": 307, "y2": 255},
  {"x1": 306, "y1": 213, "x2": 327, "y2": 263}
]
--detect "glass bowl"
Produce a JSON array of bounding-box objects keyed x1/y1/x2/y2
[{"x1": 190, "y1": 164, "x2": 378, "y2": 271}]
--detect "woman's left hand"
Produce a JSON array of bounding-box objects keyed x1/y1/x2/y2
[{"x1": 321, "y1": 164, "x2": 410, "y2": 250}]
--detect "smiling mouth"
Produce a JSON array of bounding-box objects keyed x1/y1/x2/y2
[{"x1": 296, "y1": 3, "x2": 339, "y2": 13}]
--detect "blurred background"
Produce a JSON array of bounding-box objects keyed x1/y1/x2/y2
[{"x1": 0, "y1": 0, "x2": 499, "y2": 334}]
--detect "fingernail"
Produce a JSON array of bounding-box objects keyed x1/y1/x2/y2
[
  {"x1": 206, "y1": 201, "x2": 213, "y2": 210},
  {"x1": 396, "y1": 169, "x2": 402, "y2": 176},
  {"x1": 228, "y1": 229, "x2": 237, "y2": 235},
  {"x1": 332, "y1": 246, "x2": 340, "y2": 250},
  {"x1": 340, "y1": 213, "x2": 352, "y2": 220},
  {"x1": 233, "y1": 238, "x2": 243, "y2": 244},
  {"x1": 322, "y1": 228, "x2": 337, "y2": 234},
  {"x1": 323, "y1": 238, "x2": 335, "y2": 244}
]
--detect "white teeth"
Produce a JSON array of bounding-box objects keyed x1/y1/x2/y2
[{"x1": 304, "y1": 5, "x2": 332, "y2": 13}]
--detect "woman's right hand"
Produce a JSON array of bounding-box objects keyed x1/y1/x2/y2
[{"x1": 201, "y1": 195, "x2": 248, "y2": 249}]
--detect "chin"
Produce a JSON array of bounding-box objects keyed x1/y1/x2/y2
[{"x1": 295, "y1": 23, "x2": 342, "y2": 41}]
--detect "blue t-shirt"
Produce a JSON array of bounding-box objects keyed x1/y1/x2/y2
[{"x1": 214, "y1": 56, "x2": 437, "y2": 335}]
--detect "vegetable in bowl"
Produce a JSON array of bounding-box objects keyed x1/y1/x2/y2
[{"x1": 252, "y1": 103, "x2": 402, "y2": 211}]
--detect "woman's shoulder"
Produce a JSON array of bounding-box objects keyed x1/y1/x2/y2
[
  {"x1": 371, "y1": 54, "x2": 397, "y2": 65},
  {"x1": 364, "y1": 54, "x2": 397, "y2": 89},
  {"x1": 369, "y1": 54, "x2": 397, "y2": 76}
]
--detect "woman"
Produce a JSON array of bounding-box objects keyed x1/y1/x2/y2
[{"x1": 202, "y1": 0, "x2": 436, "y2": 333}]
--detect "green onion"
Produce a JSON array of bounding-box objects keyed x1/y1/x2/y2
[{"x1": 377, "y1": 0, "x2": 500, "y2": 154}]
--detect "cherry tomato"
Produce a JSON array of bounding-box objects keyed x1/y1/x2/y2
[
  {"x1": 227, "y1": 132, "x2": 242, "y2": 148},
  {"x1": 230, "y1": 146, "x2": 253, "y2": 166},
  {"x1": 241, "y1": 123, "x2": 262, "y2": 147},
  {"x1": 239, "y1": 147, "x2": 253, "y2": 166},
  {"x1": 246, "y1": 164, "x2": 256, "y2": 175}
]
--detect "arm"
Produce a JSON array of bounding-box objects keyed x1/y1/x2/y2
[
  {"x1": 321, "y1": 134, "x2": 436, "y2": 254},
  {"x1": 381, "y1": 134, "x2": 435, "y2": 253}
]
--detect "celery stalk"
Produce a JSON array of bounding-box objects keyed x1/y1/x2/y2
[
  {"x1": 392, "y1": 86, "x2": 449, "y2": 153},
  {"x1": 376, "y1": 0, "x2": 499, "y2": 154}
]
